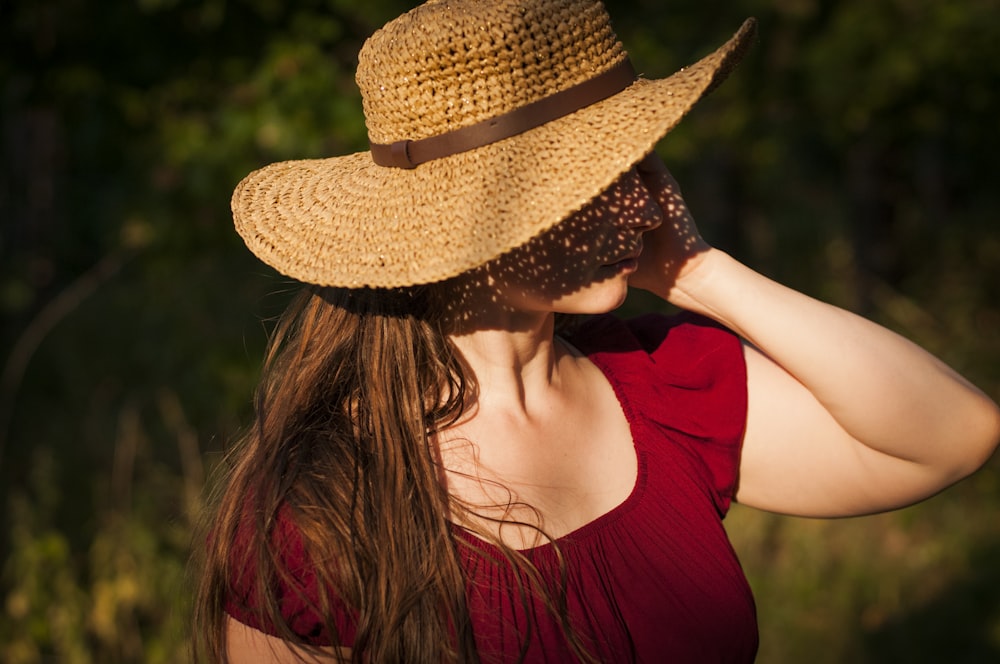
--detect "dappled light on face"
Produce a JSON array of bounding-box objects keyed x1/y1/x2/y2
[{"x1": 438, "y1": 168, "x2": 663, "y2": 329}]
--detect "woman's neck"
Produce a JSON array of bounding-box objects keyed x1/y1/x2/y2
[{"x1": 447, "y1": 310, "x2": 568, "y2": 419}]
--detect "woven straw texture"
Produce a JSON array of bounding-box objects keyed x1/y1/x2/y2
[{"x1": 232, "y1": 0, "x2": 757, "y2": 288}]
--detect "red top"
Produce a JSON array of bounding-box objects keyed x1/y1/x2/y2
[{"x1": 227, "y1": 313, "x2": 758, "y2": 662}]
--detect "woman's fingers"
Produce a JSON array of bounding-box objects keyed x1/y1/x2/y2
[{"x1": 631, "y1": 154, "x2": 711, "y2": 299}]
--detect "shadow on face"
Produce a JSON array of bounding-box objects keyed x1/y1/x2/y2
[{"x1": 437, "y1": 166, "x2": 663, "y2": 332}]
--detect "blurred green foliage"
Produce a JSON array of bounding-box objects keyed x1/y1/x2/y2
[{"x1": 1, "y1": 0, "x2": 998, "y2": 662}]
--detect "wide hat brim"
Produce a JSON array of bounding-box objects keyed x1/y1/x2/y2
[{"x1": 232, "y1": 18, "x2": 757, "y2": 289}]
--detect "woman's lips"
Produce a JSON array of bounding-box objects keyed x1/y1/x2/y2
[
  {"x1": 603, "y1": 254, "x2": 640, "y2": 273},
  {"x1": 603, "y1": 244, "x2": 642, "y2": 270}
]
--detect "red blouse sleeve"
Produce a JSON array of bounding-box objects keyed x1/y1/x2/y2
[
  {"x1": 224, "y1": 504, "x2": 357, "y2": 647},
  {"x1": 569, "y1": 312, "x2": 748, "y2": 515}
]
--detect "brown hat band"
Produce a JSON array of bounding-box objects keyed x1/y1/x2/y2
[{"x1": 369, "y1": 58, "x2": 637, "y2": 169}]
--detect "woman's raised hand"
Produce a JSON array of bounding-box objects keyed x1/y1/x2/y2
[
  {"x1": 631, "y1": 153, "x2": 712, "y2": 303},
  {"x1": 626, "y1": 156, "x2": 1000, "y2": 517}
]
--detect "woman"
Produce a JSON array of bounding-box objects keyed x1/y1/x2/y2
[{"x1": 194, "y1": 1, "x2": 1000, "y2": 662}]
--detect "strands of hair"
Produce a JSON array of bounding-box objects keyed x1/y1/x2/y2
[{"x1": 193, "y1": 285, "x2": 597, "y2": 663}]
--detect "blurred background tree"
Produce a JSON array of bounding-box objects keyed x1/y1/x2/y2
[{"x1": 1, "y1": 0, "x2": 997, "y2": 662}]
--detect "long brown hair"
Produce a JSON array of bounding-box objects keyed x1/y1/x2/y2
[{"x1": 193, "y1": 284, "x2": 594, "y2": 663}]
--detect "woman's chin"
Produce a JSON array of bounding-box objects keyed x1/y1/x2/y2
[{"x1": 552, "y1": 280, "x2": 631, "y2": 315}]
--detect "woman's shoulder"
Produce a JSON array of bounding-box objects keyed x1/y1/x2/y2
[
  {"x1": 225, "y1": 499, "x2": 355, "y2": 647},
  {"x1": 566, "y1": 311, "x2": 747, "y2": 438},
  {"x1": 569, "y1": 312, "x2": 749, "y2": 516},
  {"x1": 568, "y1": 311, "x2": 742, "y2": 371}
]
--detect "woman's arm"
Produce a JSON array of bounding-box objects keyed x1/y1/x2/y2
[
  {"x1": 635, "y1": 157, "x2": 1000, "y2": 517},
  {"x1": 684, "y1": 252, "x2": 998, "y2": 516},
  {"x1": 226, "y1": 616, "x2": 351, "y2": 664}
]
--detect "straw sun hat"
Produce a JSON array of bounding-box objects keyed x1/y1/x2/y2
[{"x1": 232, "y1": 0, "x2": 757, "y2": 289}]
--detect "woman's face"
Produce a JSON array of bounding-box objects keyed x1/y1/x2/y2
[{"x1": 445, "y1": 166, "x2": 664, "y2": 326}]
